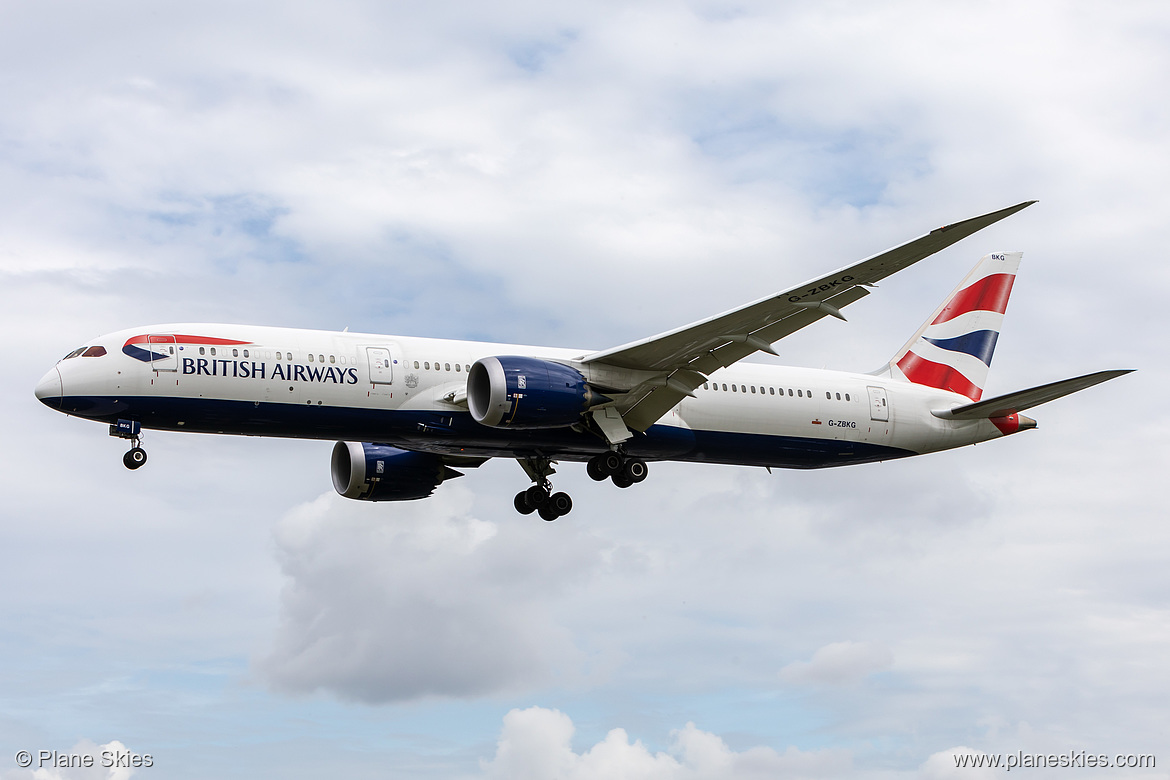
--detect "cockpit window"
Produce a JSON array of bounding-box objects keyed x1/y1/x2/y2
[
  {"x1": 62, "y1": 347, "x2": 87, "y2": 360},
  {"x1": 82, "y1": 346, "x2": 107, "y2": 357}
]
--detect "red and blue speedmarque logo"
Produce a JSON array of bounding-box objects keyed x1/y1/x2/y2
[{"x1": 122, "y1": 334, "x2": 252, "y2": 362}]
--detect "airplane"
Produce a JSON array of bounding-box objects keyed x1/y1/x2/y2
[{"x1": 34, "y1": 201, "x2": 1131, "y2": 521}]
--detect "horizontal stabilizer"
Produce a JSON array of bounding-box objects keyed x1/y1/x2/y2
[{"x1": 932, "y1": 369, "x2": 1133, "y2": 420}]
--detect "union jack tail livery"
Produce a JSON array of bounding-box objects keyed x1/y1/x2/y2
[{"x1": 888, "y1": 251, "x2": 1021, "y2": 401}]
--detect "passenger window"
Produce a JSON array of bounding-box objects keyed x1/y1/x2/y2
[
  {"x1": 308, "y1": 354, "x2": 314, "y2": 362},
  {"x1": 455, "y1": 364, "x2": 461, "y2": 372},
  {"x1": 424, "y1": 362, "x2": 430, "y2": 370},
  {"x1": 826, "y1": 392, "x2": 831, "y2": 400},
  {"x1": 445, "y1": 363, "x2": 451, "y2": 371},
  {"x1": 330, "y1": 355, "x2": 335, "y2": 364},
  {"x1": 751, "y1": 386, "x2": 756, "y2": 393},
  {"x1": 797, "y1": 389, "x2": 802, "y2": 397},
  {"x1": 287, "y1": 353, "x2": 293, "y2": 361},
  {"x1": 210, "y1": 347, "x2": 216, "y2": 356},
  {"x1": 276, "y1": 352, "x2": 282, "y2": 360},
  {"x1": 769, "y1": 387, "x2": 775, "y2": 395},
  {"x1": 845, "y1": 393, "x2": 850, "y2": 401},
  {"x1": 82, "y1": 346, "x2": 107, "y2": 357},
  {"x1": 466, "y1": 365, "x2": 471, "y2": 372},
  {"x1": 243, "y1": 349, "x2": 249, "y2": 358},
  {"x1": 414, "y1": 361, "x2": 420, "y2": 369},
  {"x1": 703, "y1": 382, "x2": 709, "y2": 390},
  {"x1": 836, "y1": 392, "x2": 841, "y2": 400},
  {"x1": 199, "y1": 347, "x2": 206, "y2": 355}
]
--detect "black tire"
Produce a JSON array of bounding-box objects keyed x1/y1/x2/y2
[
  {"x1": 549, "y1": 492, "x2": 573, "y2": 516},
  {"x1": 524, "y1": 485, "x2": 549, "y2": 509},
  {"x1": 123, "y1": 447, "x2": 147, "y2": 470},
  {"x1": 586, "y1": 456, "x2": 608, "y2": 481},
  {"x1": 514, "y1": 491, "x2": 537, "y2": 515},
  {"x1": 538, "y1": 504, "x2": 559, "y2": 521},
  {"x1": 612, "y1": 472, "x2": 634, "y2": 488},
  {"x1": 623, "y1": 458, "x2": 648, "y2": 483},
  {"x1": 600, "y1": 451, "x2": 624, "y2": 475}
]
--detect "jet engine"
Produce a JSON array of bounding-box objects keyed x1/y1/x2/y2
[
  {"x1": 331, "y1": 441, "x2": 461, "y2": 501},
  {"x1": 467, "y1": 356, "x2": 607, "y2": 429}
]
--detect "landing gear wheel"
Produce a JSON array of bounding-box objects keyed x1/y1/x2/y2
[
  {"x1": 514, "y1": 491, "x2": 537, "y2": 515},
  {"x1": 524, "y1": 484, "x2": 550, "y2": 510},
  {"x1": 538, "y1": 504, "x2": 559, "y2": 521},
  {"x1": 600, "y1": 451, "x2": 624, "y2": 476},
  {"x1": 623, "y1": 457, "x2": 648, "y2": 483},
  {"x1": 612, "y1": 472, "x2": 634, "y2": 488},
  {"x1": 123, "y1": 447, "x2": 147, "y2": 470},
  {"x1": 586, "y1": 456, "x2": 608, "y2": 482},
  {"x1": 549, "y1": 492, "x2": 573, "y2": 516}
]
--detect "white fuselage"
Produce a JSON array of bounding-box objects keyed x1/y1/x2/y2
[{"x1": 37, "y1": 322, "x2": 1011, "y2": 469}]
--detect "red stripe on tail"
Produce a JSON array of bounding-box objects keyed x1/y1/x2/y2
[
  {"x1": 931, "y1": 273, "x2": 1016, "y2": 325},
  {"x1": 896, "y1": 351, "x2": 983, "y2": 400}
]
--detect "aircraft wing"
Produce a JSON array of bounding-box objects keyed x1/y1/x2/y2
[{"x1": 581, "y1": 201, "x2": 1036, "y2": 432}]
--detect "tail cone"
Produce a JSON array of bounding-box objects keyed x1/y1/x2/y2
[{"x1": 991, "y1": 413, "x2": 1037, "y2": 435}]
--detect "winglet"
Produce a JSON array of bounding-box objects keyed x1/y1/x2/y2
[{"x1": 931, "y1": 200, "x2": 1037, "y2": 235}]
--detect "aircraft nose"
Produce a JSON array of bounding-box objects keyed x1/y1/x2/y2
[{"x1": 35, "y1": 367, "x2": 63, "y2": 409}]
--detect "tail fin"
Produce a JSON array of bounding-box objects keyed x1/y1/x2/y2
[{"x1": 888, "y1": 252, "x2": 1021, "y2": 401}]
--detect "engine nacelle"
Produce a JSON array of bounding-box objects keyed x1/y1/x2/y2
[
  {"x1": 331, "y1": 442, "x2": 457, "y2": 501},
  {"x1": 467, "y1": 355, "x2": 605, "y2": 429}
]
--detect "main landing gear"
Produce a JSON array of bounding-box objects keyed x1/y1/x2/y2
[
  {"x1": 514, "y1": 483, "x2": 574, "y2": 522},
  {"x1": 110, "y1": 418, "x2": 147, "y2": 470},
  {"x1": 514, "y1": 456, "x2": 572, "y2": 521},
  {"x1": 586, "y1": 451, "x2": 648, "y2": 488},
  {"x1": 513, "y1": 452, "x2": 650, "y2": 521}
]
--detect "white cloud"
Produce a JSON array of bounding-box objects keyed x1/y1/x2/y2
[
  {"x1": 480, "y1": 706, "x2": 849, "y2": 780},
  {"x1": 780, "y1": 641, "x2": 894, "y2": 686},
  {"x1": 257, "y1": 487, "x2": 605, "y2": 701},
  {"x1": 917, "y1": 747, "x2": 998, "y2": 780}
]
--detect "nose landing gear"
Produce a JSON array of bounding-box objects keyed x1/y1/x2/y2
[
  {"x1": 110, "y1": 418, "x2": 147, "y2": 470},
  {"x1": 123, "y1": 446, "x2": 148, "y2": 470}
]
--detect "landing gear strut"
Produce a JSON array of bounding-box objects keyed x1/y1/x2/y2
[
  {"x1": 587, "y1": 451, "x2": 648, "y2": 488},
  {"x1": 110, "y1": 419, "x2": 147, "y2": 470},
  {"x1": 514, "y1": 456, "x2": 573, "y2": 521}
]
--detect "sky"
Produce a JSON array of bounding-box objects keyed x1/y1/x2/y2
[{"x1": 1, "y1": 1, "x2": 1168, "y2": 778}]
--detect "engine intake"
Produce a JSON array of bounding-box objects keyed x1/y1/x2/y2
[
  {"x1": 467, "y1": 356, "x2": 605, "y2": 429},
  {"x1": 331, "y1": 441, "x2": 460, "y2": 501}
]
